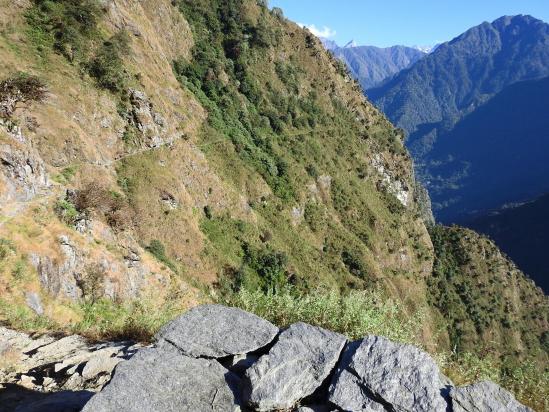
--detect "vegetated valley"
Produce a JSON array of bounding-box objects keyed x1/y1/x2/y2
[{"x1": 0, "y1": 0, "x2": 547, "y2": 410}]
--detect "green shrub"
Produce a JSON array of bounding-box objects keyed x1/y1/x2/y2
[
  {"x1": 26, "y1": 0, "x2": 103, "y2": 61},
  {"x1": 53, "y1": 165, "x2": 77, "y2": 184},
  {"x1": 54, "y1": 198, "x2": 79, "y2": 225},
  {"x1": 304, "y1": 202, "x2": 325, "y2": 232},
  {"x1": 11, "y1": 259, "x2": 27, "y2": 281},
  {"x1": 0, "y1": 239, "x2": 16, "y2": 260},
  {"x1": 76, "y1": 264, "x2": 106, "y2": 304},
  {"x1": 145, "y1": 240, "x2": 178, "y2": 273}
]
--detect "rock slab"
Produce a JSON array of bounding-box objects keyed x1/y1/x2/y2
[
  {"x1": 156, "y1": 304, "x2": 279, "y2": 358},
  {"x1": 244, "y1": 322, "x2": 347, "y2": 411},
  {"x1": 450, "y1": 381, "x2": 533, "y2": 412},
  {"x1": 81, "y1": 346, "x2": 241, "y2": 412},
  {"x1": 329, "y1": 336, "x2": 451, "y2": 412}
]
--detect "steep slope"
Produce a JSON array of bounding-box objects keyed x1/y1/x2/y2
[
  {"x1": 368, "y1": 14, "x2": 549, "y2": 225},
  {"x1": 0, "y1": 1, "x2": 546, "y2": 404},
  {"x1": 331, "y1": 45, "x2": 425, "y2": 90},
  {"x1": 428, "y1": 226, "x2": 548, "y2": 365},
  {"x1": 467, "y1": 193, "x2": 549, "y2": 294},
  {"x1": 0, "y1": 0, "x2": 433, "y2": 336},
  {"x1": 427, "y1": 76, "x2": 549, "y2": 222}
]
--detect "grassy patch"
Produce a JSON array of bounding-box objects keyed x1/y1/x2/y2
[
  {"x1": 0, "y1": 298, "x2": 57, "y2": 331},
  {"x1": 72, "y1": 296, "x2": 182, "y2": 342},
  {"x1": 25, "y1": 0, "x2": 103, "y2": 61},
  {"x1": 224, "y1": 287, "x2": 424, "y2": 344},
  {"x1": 52, "y1": 165, "x2": 78, "y2": 184}
]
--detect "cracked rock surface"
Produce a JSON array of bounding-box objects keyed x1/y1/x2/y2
[
  {"x1": 1, "y1": 306, "x2": 534, "y2": 412},
  {"x1": 81, "y1": 346, "x2": 241, "y2": 412},
  {"x1": 243, "y1": 322, "x2": 346, "y2": 411},
  {"x1": 328, "y1": 336, "x2": 451, "y2": 412}
]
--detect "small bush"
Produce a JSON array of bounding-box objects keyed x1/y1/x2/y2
[
  {"x1": 0, "y1": 73, "x2": 47, "y2": 118},
  {"x1": 0, "y1": 239, "x2": 16, "y2": 260},
  {"x1": 53, "y1": 165, "x2": 77, "y2": 184},
  {"x1": 304, "y1": 202, "x2": 325, "y2": 232},
  {"x1": 73, "y1": 183, "x2": 133, "y2": 230},
  {"x1": 11, "y1": 259, "x2": 27, "y2": 281},
  {"x1": 76, "y1": 264, "x2": 106, "y2": 304},
  {"x1": 146, "y1": 240, "x2": 178, "y2": 273}
]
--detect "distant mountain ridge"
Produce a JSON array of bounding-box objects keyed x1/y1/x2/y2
[
  {"x1": 370, "y1": 15, "x2": 549, "y2": 139},
  {"x1": 330, "y1": 45, "x2": 425, "y2": 90},
  {"x1": 368, "y1": 14, "x2": 549, "y2": 222}
]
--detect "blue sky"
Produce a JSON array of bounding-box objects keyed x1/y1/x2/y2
[{"x1": 269, "y1": 0, "x2": 549, "y2": 48}]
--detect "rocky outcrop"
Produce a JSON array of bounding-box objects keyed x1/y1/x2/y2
[
  {"x1": 30, "y1": 234, "x2": 166, "y2": 302},
  {"x1": 1, "y1": 305, "x2": 533, "y2": 412},
  {"x1": 0, "y1": 141, "x2": 49, "y2": 211},
  {"x1": 127, "y1": 89, "x2": 176, "y2": 149},
  {"x1": 328, "y1": 336, "x2": 451, "y2": 411},
  {"x1": 82, "y1": 346, "x2": 241, "y2": 412},
  {"x1": 450, "y1": 381, "x2": 532, "y2": 412},
  {"x1": 0, "y1": 327, "x2": 142, "y2": 411}
]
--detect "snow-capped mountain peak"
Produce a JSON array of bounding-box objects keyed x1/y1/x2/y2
[{"x1": 343, "y1": 40, "x2": 358, "y2": 48}]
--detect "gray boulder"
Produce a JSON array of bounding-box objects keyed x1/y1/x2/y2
[
  {"x1": 329, "y1": 336, "x2": 451, "y2": 412},
  {"x1": 82, "y1": 346, "x2": 241, "y2": 412},
  {"x1": 243, "y1": 322, "x2": 346, "y2": 411},
  {"x1": 450, "y1": 381, "x2": 533, "y2": 412},
  {"x1": 156, "y1": 304, "x2": 278, "y2": 358}
]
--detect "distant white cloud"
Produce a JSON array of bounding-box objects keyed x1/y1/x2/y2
[{"x1": 297, "y1": 23, "x2": 336, "y2": 38}]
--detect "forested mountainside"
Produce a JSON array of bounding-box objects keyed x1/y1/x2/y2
[
  {"x1": 426, "y1": 76, "x2": 549, "y2": 223},
  {"x1": 467, "y1": 193, "x2": 549, "y2": 294},
  {"x1": 0, "y1": 1, "x2": 547, "y2": 408},
  {"x1": 369, "y1": 15, "x2": 549, "y2": 142},
  {"x1": 330, "y1": 45, "x2": 425, "y2": 90},
  {"x1": 368, "y1": 15, "x2": 549, "y2": 221}
]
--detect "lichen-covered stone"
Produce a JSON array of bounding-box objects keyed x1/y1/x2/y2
[{"x1": 156, "y1": 304, "x2": 278, "y2": 358}]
